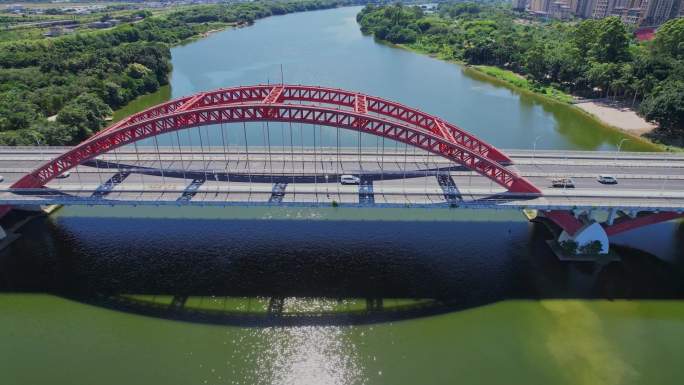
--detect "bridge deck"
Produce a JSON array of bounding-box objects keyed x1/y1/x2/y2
[{"x1": 1, "y1": 147, "x2": 684, "y2": 211}]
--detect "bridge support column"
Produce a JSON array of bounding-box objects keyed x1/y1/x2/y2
[{"x1": 558, "y1": 221, "x2": 609, "y2": 255}]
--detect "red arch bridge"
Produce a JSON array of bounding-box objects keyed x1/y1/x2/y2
[{"x1": 1, "y1": 84, "x2": 684, "y2": 254}]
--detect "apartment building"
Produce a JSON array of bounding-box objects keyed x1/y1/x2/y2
[{"x1": 520, "y1": 0, "x2": 683, "y2": 25}]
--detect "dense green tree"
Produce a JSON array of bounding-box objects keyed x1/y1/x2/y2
[
  {"x1": 37, "y1": 122, "x2": 79, "y2": 145},
  {"x1": 56, "y1": 93, "x2": 112, "y2": 140},
  {"x1": 640, "y1": 80, "x2": 684, "y2": 132},
  {"x1": 653, "y1": 17, "x2": 684, "y2": 60},
  {"x1": 0, "y1": 92, "x2": 41, "y2": 132},
  {"x1": 0, "y1": 0, "x2": 359, "y2": 145},
  {"x1": 590, "y1": 17, "x2": 630, "y2": 63},
  {"x1": 572, "y1": 19, "x2": 599, "y2": 55}
]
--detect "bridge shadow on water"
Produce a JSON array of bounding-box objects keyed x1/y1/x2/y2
[{"x1": 1, "y1": 214, "x2": 683, "y2": 326}]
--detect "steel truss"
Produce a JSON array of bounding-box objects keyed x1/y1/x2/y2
[
  {"x1": 12, "y1": 84, "x2": 538, "y2": 194},
  {"x1": 13, "y1": 103, "x2": 538, "y2": 194},
  {"x1": 10, "y1": 84, "x2": 683, "y2": 234},
  {"x1": 87, "y1": 85, "x2": 510, "y2": 162}
]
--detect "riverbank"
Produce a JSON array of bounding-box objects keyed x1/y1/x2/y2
[
  {"x1": 470, "y1": 65, "x2": 659, "y2": 138},
  {"x1": 466, "y1": 65, "x2": 666, "y2": 145},
  {"x1": 177, "y1": 22, "x2": 235, "y2": 45},
  {"x1": 356, "y1": 4, "x2": 684, "y2": 152},
  {"x1": 471, "y1": 65, "x2": 573, "y2": 104},
  {"x1": 391, "y1": 41, "x2": 664, "y2": 150},
  {"x1": 573, "y1": 99, "x2": 657, "y2": 135}
]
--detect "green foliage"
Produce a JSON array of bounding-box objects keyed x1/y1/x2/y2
[
  {"x1": 57, "y1": 93, "x2": 113, "y2": 140},
  {"x1": 640, "y1": 79, "x2": 684, "y2": 133},
  {"x1": 0, "y1": 0, "x2": 359, "y2": 145},
  {"x1": 579, "y1": 240, "x2": 603, "y2": 255},
  {"x1": 0, "y1": 91, "x2": 41, "y2": 132},
  {"x1": 357, "y1": 3, "x2": 422, "y2": 44},
  {"x1": 589, "y1": 17, "x2": 630, "y2": 63},
  {"x1": 653, "y1": 17, "x2": 684, "y2": 60},
  {"x1": 476, "y1": 65, "x2": 572, "y2": 103},
  {"x1": 559, "y1": 240, "x2": 578, "y2": 255},
  {"x1": 357, "y1": 3, "x2": 684, "y2": 135}
]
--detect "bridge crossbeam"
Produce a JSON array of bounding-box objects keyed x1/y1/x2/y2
[
  {"x1": 263, "y1": 85, "x2": 285, "y2": 104},
  {"x1": 354, "y1": 94, "x2": 368, "y2": 114}
]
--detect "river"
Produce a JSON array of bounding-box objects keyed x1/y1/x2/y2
[{"x1": 2, "y1": 7, "x2": 683, "y2": 385}]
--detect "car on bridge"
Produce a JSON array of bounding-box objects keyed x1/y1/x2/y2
[
  {"x1": 551, "y1": 177, "x2": 574, "y2": 188},
  {"x1": 56, "y1": 171, "x2": 71, "y2": 179},
  {"x1": 340, "y1": 175, "x2": 361, "y2": 185},
  {"x1": 597, "y1": 174, "x2": 618, "y2": 184}
]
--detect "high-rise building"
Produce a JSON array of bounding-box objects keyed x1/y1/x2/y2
[
  {"x1": 609, "y1": 0, "x2": 648, "y2": 24},
  {"x1": 528, "y1": 0, "x2": 681, "y2": 24},
  {"x1": 575, "y1": 0, "x2": 597, "y2": 17},
  {"x1": 528, "y1": 0, "x2": 552, "y2": 13},
  {"x1": 641, "y1": 0, "x2": 678, "y2": 25},
  {"x1": 512, "y1": 0, "x2": 528, "y2": 11},
  {"x1": 591, "y1": 0, "x2": 615, "y2": 18},
  {"x1": 549, "y1": 0, "x2": 573, "y2": 18}
]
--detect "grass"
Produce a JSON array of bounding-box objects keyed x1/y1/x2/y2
[{"x1": 473, "y1": 65, "x2": 574, "y2": 104}]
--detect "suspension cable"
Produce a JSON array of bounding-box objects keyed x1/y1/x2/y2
[
  {"x1": 175, "y1": 130, "x2": 186, "y2": 181},
  {"x1": 153, "y1": 134, "x2": 165, "y2": 185}
]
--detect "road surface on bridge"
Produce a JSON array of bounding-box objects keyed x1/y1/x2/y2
[{"x1": 1, "y1": 147, "x2": 683, "y2": 211}]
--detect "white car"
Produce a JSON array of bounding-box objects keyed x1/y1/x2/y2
[
  {"x1": 0, "y1": 175, "x2": 4, "y2": 182},
  {"x1": 597, "y1": 174, "x2": 617, "y2": 184},
  {"x1": 56, "y1": 171, "x2": 71, "y2": 179},
  {"x1": 340, "y1": 175, "x2": 361, "y2": 185}
]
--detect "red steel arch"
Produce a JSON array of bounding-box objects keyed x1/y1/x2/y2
[
  {"x1": 89, "y1": 85, "x2": 511, "y2": 163},
  {"x1": 12, "y1": 85, "x2": 540, "y2": 194}
]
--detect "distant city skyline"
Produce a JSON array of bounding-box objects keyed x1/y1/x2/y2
[{"x1": 516, "y1": 0, "x2": 683, "y2": 26}]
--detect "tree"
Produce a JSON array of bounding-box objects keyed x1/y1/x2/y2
[
  {"x1": 590, "y1": 17, "x2": 630, "y2": 63},
  {"x1": 586, "y1": 62, "x2": 619, "y2": 97},
  {"x1": 0, "y1": 92, "x2": 41, "y2": 132},
  {"x1": 654, "y1": 17, "x2": 684, "y2": 60},
  {"x1": 572, "y1": 19, "x2": 598, "y2": 55},
  {"x1": 37, "y1": 121, "x2": 79, "y2": 145},
  {"x1": 560, "y1": 240, "x2": 578, "y2": 255},
  {"x1": 579, "y1": 240, "x2": 603, "y2": 255},
  {"x1": 126, "y1": 63, "x2": 153, "y2": 79},
  {"x1": 640, "y1": 79, "x2": 684, "y2": 133},
  {"x1": 524, "y1": 44, "x2": 547, "y2": 80},
  {"x1": 57, "y1": 93, "x2": 112, "y2": 140}
]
